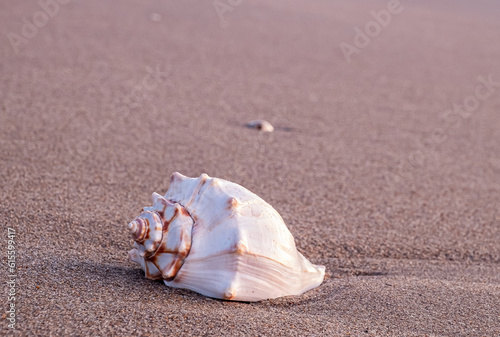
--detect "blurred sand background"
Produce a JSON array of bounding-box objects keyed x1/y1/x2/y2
[{"x1": 1, "y1": 0, "x2": 500, "y2": 335}]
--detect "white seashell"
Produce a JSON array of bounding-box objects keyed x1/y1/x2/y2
[
  {"x1": 245, "y1": 119, "x2": 274, "y2": 132},
  {"x1": 127, "y1": 172, "x2": 325, "y2": 301}
]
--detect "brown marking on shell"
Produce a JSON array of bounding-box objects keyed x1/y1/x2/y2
[
  {"x1": 170, "y1": 270, "x2": 182, "y2": 283},
  {"x1": 167, "y1": 204, "x2": 181, "y2": 222},
  {"x1": 148, "y1": 250, "x2": 177, "y2": 280},
  {"x1": 179, "y1": 206, "x2": 190, "y2": 217},
  {"x1": 177, "y1": 225, "x2": 192, "y2": 256},
  {"x1": 173, "y1": 258, "x2": 186, "y2": 276},
  {"x1": 164, "y1": 275, "x2": 175, "y2": 282},
  {"x1": 161, "y1": 207, "x2": 176, "y2": 232},
  {"x1": 167, "y1": 229, "x2": 193, "y2": 284},
  {"x1": 129, "y1": 218, "x2": 150, "y2": 243},
  {"x1": 160, "y1": 203, "x2": 183, "y2": 232},
  {"x1": 166, "y1": 227, "x2": 192, "y2": 280},
  {"x1": 142, "y1": 245, "x2": 159, "y2": 259},
  {"x1": 156, "y1": 199, "x2": 168, "y2": 219},
  {"x1": 162, "y1": 218, "x2": 170, "y2": 232},
  {"x1": 143, "y1": 218, "x2": 151, "y2": 240},
  {"x1": 183, "y1": 227, "x2": 192, "y2": 250},
  {"x1": 134, "y1": 212, "x2": 165, "y2": 259},
  {"x1": 147, "y1": 220, "x2": 193, "y2": 281},
  {"x1": 235, "y1": 241, "x2": 247, "y2": 255},
  {"x1": 223, "y1": 288, "x2": 235, "y2": 300},
  {"x1": 144, "y1": 261, "x2": 162, "y2": 280},
  {"x1": 186, "y1": 174, "x2": 209, "y2": 206},
  {"x1": 148, "y1": 253, "x2": 176, "y2": 280},
  {"x1": 227, "y1": 197, "x2": 239, "y2": 210},
  {"x1": 153, "y1": 218, "x2": 162, "y2": 231},
  {"x1": 163, "y1": 258, "x2": 186, "y2": 282},
  {"x1": 150, "y1": 243, "x2": 178, "y2": 256}
]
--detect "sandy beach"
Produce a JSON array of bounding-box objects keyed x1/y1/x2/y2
[{"x1": 1, "y1": 0, "x2": 499, "y2": 335}]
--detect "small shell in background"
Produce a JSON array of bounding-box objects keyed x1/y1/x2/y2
[{"x1": 245, "y1": 120, "x2": 274, "y2": 132}]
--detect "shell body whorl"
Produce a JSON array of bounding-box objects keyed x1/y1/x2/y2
[{"x1": 127, "y1": 172, "x2": 325, "y2": 301}]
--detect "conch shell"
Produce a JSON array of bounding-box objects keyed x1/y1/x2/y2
[{"x1": 127, "y1": 172, "x2": 325, "y2": 301}]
